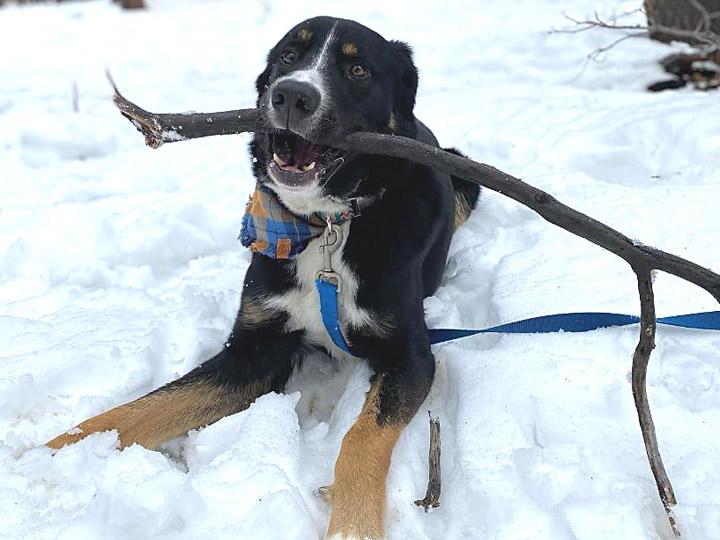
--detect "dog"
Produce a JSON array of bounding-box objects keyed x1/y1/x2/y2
[{"x1": 47, "y1": 16, "x2": 479, "y2": 539}]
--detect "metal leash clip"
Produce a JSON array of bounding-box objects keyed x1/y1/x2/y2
[{"x1": 317, "y1": 218, "x2": 343, "y2": 292}]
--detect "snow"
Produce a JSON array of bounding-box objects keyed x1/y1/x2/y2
[{"x1": 1, "y1": 0, "x2": 719, "y2": 539}]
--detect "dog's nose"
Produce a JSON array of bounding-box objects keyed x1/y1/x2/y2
[{"x1": 271, "y1": 80, "x2": 321, "y2": 122}]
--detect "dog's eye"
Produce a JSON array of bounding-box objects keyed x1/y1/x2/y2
[
  {"x1": 348, "y1": 64, "x2": 369, "y2": 79},
  {"x1": 280, "y1": 50, "x2": 297, "y2": 66}
]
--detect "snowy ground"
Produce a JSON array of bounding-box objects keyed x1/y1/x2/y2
[{"x1": 1, "y1": 1, "x2": 719, "y2": 539}]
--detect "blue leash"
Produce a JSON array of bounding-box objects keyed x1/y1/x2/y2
[
  {"x1": 316, "y1": 278, "x2": 354, "y2": 353},
  {"x1": 315, "y1": 279, "x2": 720, "y2": 355},
  {"x1": 428, "y1": 311, "x2": 720, "y2": 345}
]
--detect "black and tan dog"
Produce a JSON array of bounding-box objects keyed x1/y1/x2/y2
[{"x1": 48, "y1": 16, "x2": 479, "y2": 540}]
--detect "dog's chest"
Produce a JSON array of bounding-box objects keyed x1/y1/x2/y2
[{"x1": 268, "y1": 221, "x2": 372, "y2": 359}]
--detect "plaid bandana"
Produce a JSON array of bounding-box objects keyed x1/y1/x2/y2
[{"x1": 239, "y1": 184, "x2": 354, "y2": 259}]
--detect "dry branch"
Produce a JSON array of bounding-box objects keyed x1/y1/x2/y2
[
  {"x1": 554, "y1": 5, "x2": 720, "y2": 90},
  {"x1": 415, "y1": 412, "x2": 441, "y2": 512},
  {"x1": 108, "y1": 73, "x2": 260, "y2": 149},
  {"x1": 111, "y1": 84, "x2": 720, "y2": 537},
  {"x1": 632, "y1": 267, "x2": 681, "y2": 537},
  {"x1": 559, "y1": 14, "x2": 719, "y2": 54}
]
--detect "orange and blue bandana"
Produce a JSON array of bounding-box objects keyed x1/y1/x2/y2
[{"x1": 239, "y1": 184, "x2": 354, "y2": 259}]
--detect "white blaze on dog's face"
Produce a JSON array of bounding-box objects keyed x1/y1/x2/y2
[
  {"x1": 264, "y1": 21, "x2": 338, "y2": 139},
  {"x1": 250, "y1": 16, "x2": 420, "y2": 215}
]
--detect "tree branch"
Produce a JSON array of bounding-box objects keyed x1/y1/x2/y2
[
  {"x1": 351, "y1": 133, "x2": 720, "y2": 299},
  {"x1": 111, "y1": 87, "x2": 720, "y2": 537},
  {"x1": 107, "y1": 72, "x2": 260, "y2": 149}
]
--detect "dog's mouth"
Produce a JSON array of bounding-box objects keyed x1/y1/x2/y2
[{"x1": 267, "y1": 131, "x2": 346, "y2": 190}]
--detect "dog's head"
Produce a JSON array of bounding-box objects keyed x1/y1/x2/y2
[{"x1": 250, "y1": 16, "x2": 419, "y2": 213}]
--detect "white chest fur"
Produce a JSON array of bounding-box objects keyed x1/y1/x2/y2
[{"x1": 265, "y1": 221, "x2": 379, "y2": 360}]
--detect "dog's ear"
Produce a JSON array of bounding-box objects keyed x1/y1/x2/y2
[{"x1": 389, "y1": 40, "x2": 419, "y2": 121}]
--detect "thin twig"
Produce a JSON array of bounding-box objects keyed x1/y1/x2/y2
[
  {"x1": 588, "y1": 33, "x2": 646, "y2": 60},
  {"x1": 557, "y1": 12, "x2": 646, "y2": 33},
  {"x1": 631, "y1": 267, "x2": 681, "y2": 537},
  {"x1": 415, "y1": 412, "x2": 441, "y2": 512},
  {"x1": 554, "y1": 7, "x2": 719, "y2": 56}
]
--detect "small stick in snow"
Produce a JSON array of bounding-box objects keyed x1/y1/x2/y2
[
  {"x1": 110, "y1": 85, "x2": 720, "y2": 537},
  {"x1": 631, "y1": 267, "x2": 681, "y2": 537},
  {"x1": 415, "y1": 412, "x2": 441, "y2": 512}
]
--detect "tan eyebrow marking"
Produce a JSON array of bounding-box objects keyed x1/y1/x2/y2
[
  {"x1": 388, "y1": 112, "x2": 398, "y2": 132},
  {"x1": 298, "y1": 28, "x2": 312, "y2": 42},
  {"x1": 342, "y1": 42, "x2": 358, "y2": 56}
]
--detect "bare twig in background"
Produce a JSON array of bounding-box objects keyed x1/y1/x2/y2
[
  {"x1": 111, "y1": 87, "x2": 720, "y2": 537},
  {"x1": 71, "y1": 81, "x2": 79, "y2": 113},
  {"x1": 553, "y1": 0, "x2": 720, "y2": 63},
  {"x1": 588, "y1": 32, "x2": 646, "y2": 60},
  {"x1": 554, "y1": 2, "x2": 720, "y2": 91},
  {"x1": 556, "y1": 9, "x2": 719, "y2": 56}
]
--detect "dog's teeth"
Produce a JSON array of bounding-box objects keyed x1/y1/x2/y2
[{"x1": 302, "y1": 162, "x2": 316, "y2": 172}]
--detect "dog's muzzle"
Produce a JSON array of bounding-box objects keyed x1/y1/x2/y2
[{"x1": 271, "y1": 80, "x2": 321, "y2": 129}]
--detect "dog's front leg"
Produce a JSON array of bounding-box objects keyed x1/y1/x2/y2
[
  {"x1": 46, "y1": 327, "x2": 304, "y2": 451},
  {"x1": 326, "y1": 341, "x2": 434, "y2": 540}
]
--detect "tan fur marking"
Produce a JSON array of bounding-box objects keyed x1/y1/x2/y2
[
  {"x1": 298, "y1": 29, "x2": 312, "y2": 43},
  {"x1": 47, "y1": 378, "x2": 270, "y2": 450},
  {"x1": 341, "y1": 42, "x2": 358, "y2": 56},
  {"x1": 239, "y1": 294, "x2": 281, "y2": 329},
  {"x1": 388, "y1": 112, "x2": 398, "y2": 132},
  {"x1": 326, "y1": 375, "x2": 405, "y2": 539},
  {"x1": 453, "y1": 192, "x2": 472, "y2": 230}
]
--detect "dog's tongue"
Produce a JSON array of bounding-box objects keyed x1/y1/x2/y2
[
  {"x1": 278, "y1": 139, "x2": 319, "y2": 172},
  {"x1": 294, "y1": 139, "x2": 318, "y2": 164}
]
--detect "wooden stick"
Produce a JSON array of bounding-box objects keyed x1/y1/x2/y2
[
  {"x1": 108, "y1": 73, "x2": 260, "y2": 149},
  {"x1": 415, "y1": 412, "x2": 442, "y2": 512},
  {"x1": 111, "y1": 83, "x2": 720, "y2": 536},
  {"x1": 343, "y1": 132, "x2": 720, "y2": 304},
  {"x1": 631, "y1": 267, "x2": 681, "y2": 537}
]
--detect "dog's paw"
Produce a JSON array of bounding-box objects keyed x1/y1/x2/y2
[
  {"x1": 315, "y1": 484, "x2": 332, "y2": 503},
  {"x1": 45, "y1": 426, "x2": 85, "y2": 450}
]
